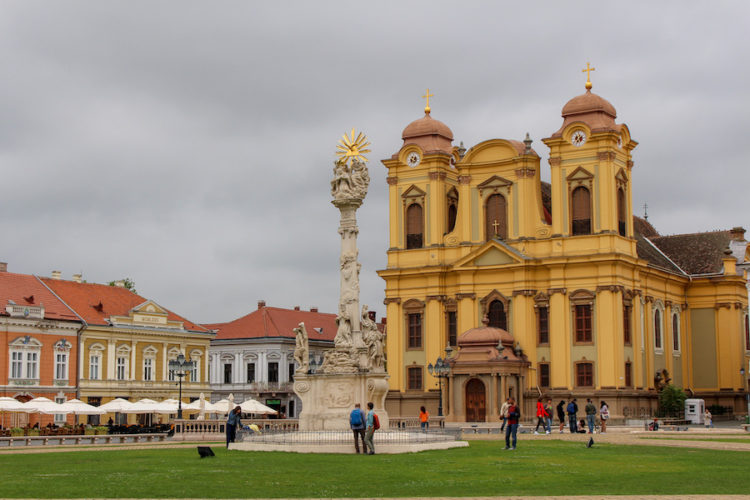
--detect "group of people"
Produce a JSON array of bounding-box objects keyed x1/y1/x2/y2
[
  {"x1": 349, "y1": 402, "x2": 379, "y2": 454},
  {"x1": 499, "y1": 397, "x2": 611, "y2": 439}
]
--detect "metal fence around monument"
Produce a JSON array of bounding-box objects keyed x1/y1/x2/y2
[{"x1": 237, "y1": 429, "x2": 459, "y2": 445}]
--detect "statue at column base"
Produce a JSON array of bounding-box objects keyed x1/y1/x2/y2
[{"x1": 320, "y1": 349, "x2": 359, "y2": 374}]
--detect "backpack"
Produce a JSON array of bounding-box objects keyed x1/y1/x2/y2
[
  {"x1": 373, "y1": 413, "x2": 380, "y2": 430},
  {"x1": 350, "y1": 409, "x2": 363, "y2": 427},
  {"x1": 567, "y1": 402, "x2": 576, "y2": 414}
]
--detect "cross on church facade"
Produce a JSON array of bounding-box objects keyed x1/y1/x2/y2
[
  {"x1": 582, "y1": 62, "x2": 595, "y2": 90},
  {"x1": 422, "y1": 88, "x2": 434, "y2": 114},
  {"x1": 492, "y1": 219, "x2": 500, "y2": 236}
]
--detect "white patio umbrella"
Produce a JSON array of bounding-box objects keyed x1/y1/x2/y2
[
  {"x1": 0, "y1": 397, "x2": 32, "y2": 429},
  {"x1": 210, "y1": 398, "x2": 235, "y2": 414},
  {"x1": 238, "y1": 398, "x2": 278, "y2": 415},
  {"x1": 23, "y1": 397, "x2": 70, "y2": 415},
  {"x1": 98, "y1": 398, "x2": 135, "y2": 412},
  {"x1": 59, "y1": 399, "x2": 105, "y2": 415},
  {"x1": 123, "y1": 398, "x2": 161, "y2": 414}
]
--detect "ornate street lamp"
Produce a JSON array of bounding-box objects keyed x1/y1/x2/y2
[
  {"x1": 168, "y1": 353, "x2": 195, "y2": 419},
  {"x1": 427, "y1": 347, "x2": 452, "y2": 417}
]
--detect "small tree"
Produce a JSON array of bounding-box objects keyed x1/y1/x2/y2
[
  {"x1": 108, "y1": 277, "x2": 137, "y2": 294},
  {"x1": 658, "y1": 384, "x2": 687, "y2": 416}
]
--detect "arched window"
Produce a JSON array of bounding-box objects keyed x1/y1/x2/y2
[
  {"x1": 744, "y1": 313, "x2": 749, "y2": 351},
  {"x1": 406, "y1": 203, "x2": 423, "y2": 249},
  {"x1": 485, "y1": 194, "x2": 507, "y2": 240},
  {"x1": 488, "y1": 300, "x2": 507, "y2": 330},
  {"x1": 571, "y1": 186, "x2": 591, "y2": 235},
  {"x1": 446, "y1": 188, "x2": 458, "y2": 234},
  {"x1": 672, "y1": 313, "x2": 680, "y2": 351},
  {"x1": 617, "y1": 188, "x2": 627, "y2": 236},
  {"x1": 654, "y1": 309, "x2": 662, "y2": 349}
]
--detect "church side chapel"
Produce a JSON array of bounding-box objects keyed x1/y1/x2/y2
[{"x1": 378, "y1": 69, "x2": 750, "y2": 421}]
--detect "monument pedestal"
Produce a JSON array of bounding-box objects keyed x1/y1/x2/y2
[{"x1": 294, "y1": 372, "x2": 389, "y2": 431}]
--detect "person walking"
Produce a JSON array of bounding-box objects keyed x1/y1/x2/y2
[
  {"x1": 566, "y1": 398, "x2": 578, "y2": 434},
  {"x1": 544, "y1": 398, "x2": 554, "y2": 434},
  {"x1": 419, "y1": 406, "x2": 430, "y2": 432},
  {"x1": 556, "y1": 400, "x2": 566, "y2": 433},
  {"x1": 599, "y1": 401, "x2": 609, "y2": 433},
  {"x1": 585, "y1": 398, "x2": 597, "y2": 434},
  {"x1": 704, "y1": 408, "x2": 713, "y2": 429},
  {"x1": 349, "y1": 403, "x2": 367, "y2": 453},
  {"x1": 499, "y1": 398, "x2": 510, "y2": 431},
  {"x1": 504, "y1": 397, "x2": 520, "y2": 450},
  {"x1": 534, "y1": 397, "x2": 548, "y2": 434},
  {"x1": 365, "y1": 402, "x2": 376, "y2": 455},
  {"x1": 226, "y1": 406, "x2": 242, "y2": 448}
]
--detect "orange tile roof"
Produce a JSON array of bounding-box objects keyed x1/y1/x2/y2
[
  {"x1": 40, "y1": 278, "x2": 210, "y2": 333},
  {"x1": 207, "y1": 306, "x2": 337, "y2": 342},
  {"x1": 0, "y1": 272, "x2": 80, "y2": 322}
]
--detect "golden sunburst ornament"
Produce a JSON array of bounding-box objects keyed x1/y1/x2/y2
[{"x1": 336, "y1": 128, "x2": 371, "y2": 166}]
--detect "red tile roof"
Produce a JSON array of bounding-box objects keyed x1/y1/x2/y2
[
  {"x1": 40, "y1": 278, "x2": 209, "y2": 333},
  {"x1": 0, "y1": 272, "x2": 80, "y2": 322},
  {"x1": 206, "y1": 306, "x2": 337, "y2": 342}
]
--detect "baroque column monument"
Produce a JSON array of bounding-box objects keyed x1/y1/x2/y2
[{"x1": 293, "y1": 129, "x2": 389, "y2": 431}]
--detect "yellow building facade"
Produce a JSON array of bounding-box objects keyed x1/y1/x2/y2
[{"x1": 378, "y1": 82, "x2": 750, "y2": 420}]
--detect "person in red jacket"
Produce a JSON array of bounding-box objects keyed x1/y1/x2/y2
[
  {"x1": 504, "y1": 397, "x2": 520, "y2": 450},
  {"x1": 534, "y1": 397, "x2": 548, "y2": 434}
]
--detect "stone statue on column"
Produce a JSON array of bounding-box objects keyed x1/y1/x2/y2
[{"x1": 293, "y1": 322, "x2": 309, "y2": 374}]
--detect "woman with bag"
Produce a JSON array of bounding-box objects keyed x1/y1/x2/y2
[{"x1": 599, "y1": 401, "x2": 609, "y2": 433}]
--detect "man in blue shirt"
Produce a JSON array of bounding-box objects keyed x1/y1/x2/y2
[
  {"x1": 365, "y1": 401, "x2": 376, "y2": 455},
  {"x1": 349, "y1": 403, "x2": 366, "y2": 453}
]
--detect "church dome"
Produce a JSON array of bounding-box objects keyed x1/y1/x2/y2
[
  {"x1": 458, "y1": 325, "x2": 513, "y2": 348},
  {"x1": 401, "y1": 112, "x2": 454, "y2": 155},
  {"x1": 551, "y1": 88, "x2": 620, "y2": 137}
]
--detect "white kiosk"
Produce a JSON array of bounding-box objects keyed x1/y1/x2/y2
[{"x1": 685, "y1": 398, "x2": 705, "y2": 424}]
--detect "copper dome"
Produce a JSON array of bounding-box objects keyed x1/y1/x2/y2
[
  {"x1": 401, "y1": 113, "x2": 454, "y2": 155},
  {"x1": 458, "y1": 325, "x2": 514, "y2": 347},
  {"x1": 551, "y1": 89, "x2": 620, "y2": 137}
]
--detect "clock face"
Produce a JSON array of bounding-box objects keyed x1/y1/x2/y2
[
  {"x1": 571, "y1": 130, "x2": 587, "y2": 147},
  {"x1": 406, "y1": 152, "x2": 421, "y2": 167}
]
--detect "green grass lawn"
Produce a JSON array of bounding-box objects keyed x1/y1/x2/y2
[
  {"x1": 644, "y1": 436, "x2": 750, "y2": 444},
  {"x1": 0, "y1": 441, "x2": 748, "y2": 498}
]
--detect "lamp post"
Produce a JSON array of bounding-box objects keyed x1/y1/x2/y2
[
  {"x1": 168, "y1": 354, "x2": 195, "y2": 420},
  {"x1": 427, "y1": 347, "x2": 453, "y2": 417}
]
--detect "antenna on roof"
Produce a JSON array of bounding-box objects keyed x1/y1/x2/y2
[{"x1": 643, "y1": 203, "x2": 649, "y2": 221}]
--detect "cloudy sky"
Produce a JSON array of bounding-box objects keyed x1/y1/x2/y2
[{"x1": 1, "y1": 2, "x2": 748, "y2": 324}]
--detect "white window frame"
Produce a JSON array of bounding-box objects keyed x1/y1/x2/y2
[
  {"x1": 143, "y1": 346, "x2": 157, "y2": 382},
  {"x1": 10, "y1": 351, "x2": 23, "y2": 379},
  {"x1": 55, "y1": 352, "x2": 68, "y2": 380},
  {"x1": 88, "y1": 343, "x2": 104, "y2": 381},
  {"x1": 116, "y1": 356, "x2": 128, "y2": 380},
  {"x1": 167, "y1": 348, "x2": 181, "y2": 382},
  {"x1": 8, "y1": 336, "x2": 42, "y2": 382},
  {"x1": 54, "y1": 396, "x2": 66, "y2": 424}
]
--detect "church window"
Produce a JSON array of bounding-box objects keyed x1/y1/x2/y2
[
  {"x1": 408, "y1": 313, "x2": 422, "y2": 349},
  {"x1": 623, "y1": 305, "x2": 632, "y2": 345},
  {"x1": 538, "y1": 363, "x2": 550, "y2": 387},
  {"x1": 406, "y1": 203, "x2": 423, "y2": 249},
  {"x1": 268, "y1": 362, "x2": 279, "y2": 383},
  {"x1": 246, "y1": 362, "x2": 256, "y2": 383},
  {"x1": 407, "y1": 366, "x2": 423, "y2": 390},
  {"x1": 485, "y1": 194, "x2": 507, "y2": 240},
  {"x1": 617, "y1": 188, "x2": 627, "y2": 236},
  {"x1": 223, "y1": 363, "x2": 232, "y2": 384},
  {"x1": 447, "y1": 311, "x2": 457, "y2": 347},
  {"x1": 672, "y1": 313, "x2": 680, "y2": 352},
  {"x1": 654, "y1": 309, "x2": 662, "y2": 349},
  {"x1": 624, "y1": 361, "x2": 633, "y2": 387},
  {"x1": 446, "y1": 188, "x2": 458, "y2": 234},
  {"x1": 576, "y1": 362, "x2": 593, "y2": 387},
  {"x1": 488, "y1": 300, "x2": 507, "y2": 330},
  {"x1": 537, "y1": 306, "x2": 549, "y2": 345},
  {"x1": 571, "y1": 186, "x2": 591, "y2": 235},
  {"x1": 574, "y1": 305, "x2": 592, "y2": 343}
]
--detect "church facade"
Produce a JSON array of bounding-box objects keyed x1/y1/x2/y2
[{"x1": 378, "y1": 80, "x2": 750, "y2": 421}]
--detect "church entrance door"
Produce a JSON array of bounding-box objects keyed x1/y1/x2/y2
[{"x1": 465, "y1": 378, "x2": 486, "y2": 422}]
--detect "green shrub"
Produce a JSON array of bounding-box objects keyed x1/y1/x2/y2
[
  {"x1": 10, "y1": 427, "x2": 23, "y2": 437},
  {"x1": 94, "y1": 426, "x2": 109, "y2": 435},
  {"x1": 658, "y1": 385, "x2": 687, "y2": 416}
]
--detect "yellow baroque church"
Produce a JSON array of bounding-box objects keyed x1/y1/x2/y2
[{"x1": 378, "y1": 79, "x2": 750, "y2": 422}]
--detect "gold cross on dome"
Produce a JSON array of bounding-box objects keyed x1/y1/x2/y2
[
  {"x1": 492, "y1": 219, "x2": 500, "y2": 236},
  {"x1": 582, "y1": 62, "x2": 595, "y2": 90},
  {"x1": 422, "y1": 88, "x2": 434, "y2": 114}
]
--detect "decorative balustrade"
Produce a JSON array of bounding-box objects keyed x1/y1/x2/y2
[
  {"x1": 173, "y1": 418, "x2": 299, "y2": 440},
  {"x1": 385, "y1": 416, "x2": 445, "y2": 429}
]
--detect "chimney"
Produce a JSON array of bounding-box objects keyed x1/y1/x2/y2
[
  {"x1": 310, "y1": 307, "x2": 318, "y2": 313},
  {"x1": 72, "y1": 273, "x2": 82, "y2": 283},
  {"x1": 368, "y1": 311, "x2": 377, "y2": 322},
  {"x1": 730, "y1": 226, "x2": 746, "y2": 242},
  {"x1": 257, "y1": 300, "x2": 266, "y2": 310},
  {"x1": 294, "y1": 306, "x2": 300, "y2": 311},
  {"x1": 51, "y1": 270, "x2": 62, "y2": 280},
  {"x1": 0, "y1": 262, "x2": 6, "y2": 272}
]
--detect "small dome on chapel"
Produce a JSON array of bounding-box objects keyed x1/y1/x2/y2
[
  {"x1": 401, "y1": 112, "x2": 454, "y2": 155},
  {"x1": 551, "y1": 88, "x2": 620, "y2": 137}
]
